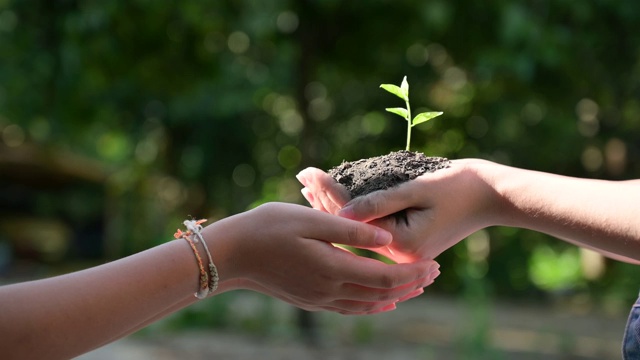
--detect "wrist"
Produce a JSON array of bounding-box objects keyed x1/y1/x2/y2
[
  {"x1": 455, "y1": 158, "x2": 513, "y2": 228},
  {"x1": 470, "y1": 159, "x2": 533, "y2": 229},
  {"x1": 200, "y1": 214, "x2": 250, "y2": 293}
]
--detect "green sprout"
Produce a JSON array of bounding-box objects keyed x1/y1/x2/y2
[{"x1": 380, "y1": 76, "x2": 443, "y2": 151}]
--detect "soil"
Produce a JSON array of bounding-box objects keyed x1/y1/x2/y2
[{"x1": 328, "y1": 150, "x2": 450, "y2": 198}]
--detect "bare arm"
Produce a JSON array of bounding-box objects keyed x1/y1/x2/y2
[
  {"x1": 483, "y1": 160, "x2": 640, "y2": 263},
  {"x1": 0, "y1": 240, "x2": 200, "y2": 359},
  {"x1": 0, "y1": 203, "x2": 439, "y2": 359}
]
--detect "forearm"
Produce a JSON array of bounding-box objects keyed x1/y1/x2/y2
[
  {"x1": 0, "y1": 238, "x2": 223, "y2": 359},
  {"x1": 96, "y1": 278, "x2": 247, "y2": 349},
  {"x1": 481, "y1": 162, "x2": 640, "y2": 263}
]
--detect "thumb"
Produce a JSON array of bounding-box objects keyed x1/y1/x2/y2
[
  {"x1": 343, "y1": 223, "x2": 393, "y2": 248},
  {"x1": 331, "y1": 217, "x2": 393, "y2": 249},
  {"x1": 304, "y1": 209, "x2": 393, "y2": 249},
  {"x1": 338, "y1": 186, "x2": 416, "y2": 222}
]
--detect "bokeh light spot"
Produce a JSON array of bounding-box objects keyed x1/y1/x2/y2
[
  {"x1": 580, "y1": 248, "x2": 605, "y2": 281},
  {"x1": 443, "y1": 67, "x2": 467, "y2": 91},
  {"x1": 521, "y1": 101, "x2": 545, "y2": 125},
  {"x1": 581, "y1": 145, "x2": 603, "y2": 172},
  {"x1": 576, "y1": 98, "x2": 599, "y2": 137},
  {"x1": 426, "y1": 43, "x2": 449, "y2": 70},
  {"x1": 304, "y1": 81, "x2": 327, "y2": 102},
  {"x1": 277, "y1": 11, "x2": 299, "y2": 33},
  {"x1": 2, "y1": 124, "x2": 25, "y2": 147},
  {"x1": 228, "y1": 31, "x2": 250, "y2": 54},
  {"x1": 277, "y1": 145, "x2": 301, "y2": 170},
  {"x1": 406, "y1": 43, "x2": 428, "y2": 67},
  {"x1": 0, "y1": 10, "x2": 17, "y2": 32},
  {"x1": 180, "y1": 146, "x2": 204, "y2": 178},
  {"x1": 604, "y1": 138, "x2": 626, "y2": 176},
  {"x1": 465, "y1": 115, "x2": 488, "y2": 139},
  {"x1": 278, "y1": 109, "x2": 304, "y2": 135},
  {"x1": 135, "y1": 139, "x2": 158, "y2": 165},
  {"x1": 362, "y1": 112, "x2": 386, "y2": 136},
  {"x1": 96, "y1": 132, "x2": 132, "y2": 162},
  {"x1": 308, "y1": 98, "x2": 333, "y2": 122},
  {"x1": 29, "y1": 117, "x2": 51, "y2": 142},
  {"x1": 467, "y1": 229, "x2": 490, "y2": 262},
  {"x1": 232, "y1": 163, "x2": 256, "y2": 187}
]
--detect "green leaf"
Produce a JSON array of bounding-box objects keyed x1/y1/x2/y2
[
  {"x1": 380, "y1": 84, "x2": 407, "y2": 101},
  {"x1": 385, "y1": 107, "x2": 409, "y2": 119},
  {"x1": 400, "y1": 76, "x2": 409, "y2": 99},
  {"x1": 411, "y1": 111, "x2": 443, "y2": 126}
]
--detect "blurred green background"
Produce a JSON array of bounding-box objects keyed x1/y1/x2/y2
[{"x1": 1, "y1": 0, "x2": 639, "y2": 358}]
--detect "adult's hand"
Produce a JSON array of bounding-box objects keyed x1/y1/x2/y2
[
  {"x1": 298, "y1": 159, "x2": 640, "y2": 264},
  {"x1": 296, "y1": 160, "x2": 498, "y2": 262}
]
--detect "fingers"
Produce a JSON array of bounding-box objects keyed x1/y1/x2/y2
[
  {"x1": 397, "y1": 288, "x2": 425, "y2": 303},
  {"x1": 323, "y1": 284, "x2": 430, "y2": 315},
  {"x1": 242, "y1": 277, "x2": 409, "y2": 315},
  {"x1": 247, "y1": 273, "x2": 438, "y2": 315},
  {"x1": 239, "y1": 250, "x2": 441, "y2": 315},
  {"x1": 297, "y1": 167, "x2": 351, "y2": 215},
  {"x1": 300, "y1": 187, "x2": 326, "y2": 212},
  {"x1": 337, "y1": 268, "x2": 439, "y2": 303},
  {"x1": 337, "y1": 184, "x2": 418, "y2": 222},
  {"x1": 297, "y1": 262, "x2": 440, "y2": 315},
  {"x1": 339, "y1": 257, "x2": 439, "y2": 289}
]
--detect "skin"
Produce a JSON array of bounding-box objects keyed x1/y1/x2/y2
[
  {"x1": 297, "y1": 159, "x2": 640, "y2": 265},
  {"x1": 0, "y1": 202, "x2": 440, "y2": 360}
]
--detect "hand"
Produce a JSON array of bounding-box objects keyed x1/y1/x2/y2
[
  {"x1": 205, "y1": 203, "x2": 440, "y2": 315},
  {"x1": 297, "y1": 159, "x2": 498, "y2": 261}
]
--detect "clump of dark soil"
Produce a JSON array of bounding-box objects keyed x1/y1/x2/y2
[{"x1": 328, "y1": 150, "x2": 450, "y2": 198}]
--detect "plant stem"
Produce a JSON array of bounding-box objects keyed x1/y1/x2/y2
[{"x1": 405, "y1": 98, "x2": 412, "y2": 151}]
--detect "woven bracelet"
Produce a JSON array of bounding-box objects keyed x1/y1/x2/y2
[
  {"x1": 175, "y1": 218, "x2": 219, "y2": 298},
  {"x1": 175, "y1": 224, "x2": 209, "y2": 299},
  {"x1": 184, "y1": 219, "x2": 219, "y2": 294}
]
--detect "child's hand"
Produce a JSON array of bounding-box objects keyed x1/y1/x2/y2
[{"x1": 206, "y1": 203, "x2": 440, "y2": 315}]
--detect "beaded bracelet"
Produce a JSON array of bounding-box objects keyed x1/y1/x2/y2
[{"x1": 174, "y1": 218, "x2": 219, "y2": 299}]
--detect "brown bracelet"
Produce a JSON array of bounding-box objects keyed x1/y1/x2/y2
[
  {"x1": 175, "y1": 218, "x2": 218, "y2": 298},
  {"x1": 175, "y1": 227, "x2": 209, "y2": 299}
]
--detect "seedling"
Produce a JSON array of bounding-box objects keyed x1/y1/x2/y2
[{"x1": 380, "y1": 76, "x2": 443, "y2": 151}]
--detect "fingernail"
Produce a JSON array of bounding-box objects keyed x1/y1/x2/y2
[
  {"x1": 295, "y1": 173, "x2": 309, "y2": 187},
  {"x1": 300, "y1": 188, "x2": 314, "y2": 203},
  {"x1": 375, "y1": 229, "x2": 392, "y2": 246},
  {"x1": 428, "y1": 262, "x2": 440, "y2": 274},
  {"x1": 338, "y1": 204, "x2": 354, "y2": 219},
  {"x1": 375, "y1": 303, "x2": 396, "y2": 314},
  {"x1": 428, "y1": 270, "x2": 441, "y2": 283},
  {"x1": 398, "y1": 288, "x2": 424, "y2": 303}
]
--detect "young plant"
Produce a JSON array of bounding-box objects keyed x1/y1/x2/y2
[{"x1": 380, "y1": 76, "x2": 443, "y2": 151}]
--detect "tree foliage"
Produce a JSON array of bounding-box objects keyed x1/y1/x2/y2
[{"x1": 1, "y1": 0, "x2": 639, "y2": 302}]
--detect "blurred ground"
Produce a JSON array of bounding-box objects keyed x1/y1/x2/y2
[{"x1": 77, "y1": 292, "x2": 629, "y2": 360}]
